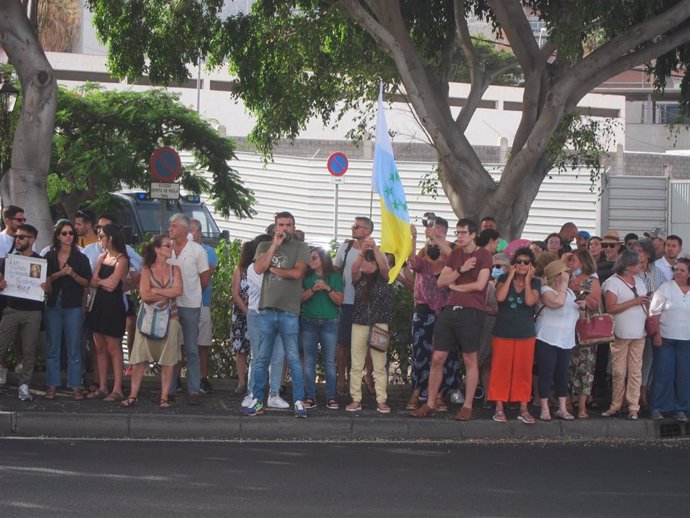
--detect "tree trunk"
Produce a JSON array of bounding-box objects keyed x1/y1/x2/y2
[
  {"x1": 0, "y1": 1, "x2": 57, "y2": 250},
  {"x1": 438, "y1": 150, "x2": 550, "y2": 241}
]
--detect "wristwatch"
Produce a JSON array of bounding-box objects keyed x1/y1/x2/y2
[{"x1": 456, "y1": 267, "x2": 462, "y2": 275}]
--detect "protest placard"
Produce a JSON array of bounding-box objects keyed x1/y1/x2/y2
[{"x1": 3, "y1": 254, "x2": 47, "y2": 302}]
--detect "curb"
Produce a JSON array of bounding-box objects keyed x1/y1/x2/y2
[{"x1": 1, "y1": 411, "x2": 686, "y2": 441}]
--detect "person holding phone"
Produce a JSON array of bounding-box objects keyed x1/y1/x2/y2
[
  {"x1": 487, "y1": 248, "x2": 541, "y2": 423},
  {"x1": 601, "y1": 249, "x2": 649, "y2": 420},
  {"x1": 565, "y1": 248, "x2": 602, "y2": 418}
]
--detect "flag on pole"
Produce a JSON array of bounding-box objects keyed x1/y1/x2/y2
[{"x1": 372, "y1": 84, "x2": 412, "y2": 283}]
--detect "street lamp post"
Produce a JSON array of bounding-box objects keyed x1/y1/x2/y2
[{"x1": 0, "y1": 79, "x2": 19, "y2": 112}]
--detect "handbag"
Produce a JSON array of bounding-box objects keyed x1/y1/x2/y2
[
  {"x1": 136, "y1": 302, "x2": 171, "y2": 339},
  {"x1": 366, "y1": 306, "x2": 390, "y2": 352},
  {"x1": 368, "y1": 323, "x2": 390, "y2": 352},
  {"x1": 576, "y1": 306, "x2": 614, "y2": 345}
]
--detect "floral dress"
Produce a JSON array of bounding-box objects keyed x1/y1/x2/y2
[{"x1": 231, "y1": 271, "x2": 250, "y2": 354}]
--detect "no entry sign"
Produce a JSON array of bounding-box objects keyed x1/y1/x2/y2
[
  {"x1": 149, "y1": 147, "x2": 182, "y2": 183},
  {"x1": 327, "y1": 152, "x2": 348, "y2": 177}
]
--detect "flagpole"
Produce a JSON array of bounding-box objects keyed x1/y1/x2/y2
[{"x1": 369, "y1": 188, "x2": 374, "y2": 219}]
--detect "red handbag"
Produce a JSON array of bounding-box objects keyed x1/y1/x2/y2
[
  {"x1": 576, "y1": 308, "x2": 615, "y2": 345},
  {"x1": 645, "y1": 315, "x2": 660, "y2": 336}
]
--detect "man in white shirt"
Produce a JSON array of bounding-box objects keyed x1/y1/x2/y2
[
  {"x1": 0, "y1": 205, "x2": 27, "y2": 258},
  {"x1": 654, "y1": 235, "x2": 683, "y2": 283},
  {"x1": 168, "y1": 213, "x2": 210, "y2": 405}
]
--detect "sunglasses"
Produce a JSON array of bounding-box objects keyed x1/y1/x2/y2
[
  {"x1": 310, "y1": 255, "x2": 320, "y2": 261},
  {"x1": 11, "y1": 217, "x2": 27, "y2": 223},
  {"x1": 515, "y1": 259, "x2": 531, "y2": 265},
  {"x1": 15, "y1": 234, "x2": 31, "y2": 240},
  {"x1": 158, "y1": 242, "x2": 173, "y2": 248},
  {"x1": 61, "y1": 230, "x2": 75, "y2": 236},
  {"x1": 602, "y1": 243, "x2": 618, "y2": 249}
]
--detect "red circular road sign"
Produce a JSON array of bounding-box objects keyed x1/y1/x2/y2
[
  {"x1": 327, "y1": 152, "x2": 348, "y2": 176},
  {"x1": 149, "y1": 147, "x2": 182, "y2": 183}
]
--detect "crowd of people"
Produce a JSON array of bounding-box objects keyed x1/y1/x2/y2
[{"x1": 0, "y1": 203, "x2": 689, "y2": 424}]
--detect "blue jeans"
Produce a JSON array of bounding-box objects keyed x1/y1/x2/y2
[
  {"x1": 301, "y1": 317, "x2": 338, "y2": 401},
  {"x1": 651, "y1": 337, "x2": 690, "y2": 412},
  {"x1": 253, "y1": 309, "x2": 304, "y2": 403},
  {"x1": 247, "y1": 310, "x2": 284, "y2": 395},
  {"x1": 44, "y1": 301, "x2": 83, "y2": 388},
  {"x1": 172, "y1": 306, "x2": 201, "y2": 395}
]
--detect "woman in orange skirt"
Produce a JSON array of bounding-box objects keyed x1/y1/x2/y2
[{"x1": 488, "y1": 247, "x2": 541, "y2": 423}]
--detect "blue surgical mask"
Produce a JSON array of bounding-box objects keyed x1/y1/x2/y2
[
  {"x1": 572, "y1": 268, "x2": 582, "y2": 277},
  {"x1": 492, "y1": 266, "x2": 504, "y2": 279}
]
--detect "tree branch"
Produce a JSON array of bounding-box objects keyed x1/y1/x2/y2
[
  {"x1": 569, "y1": 25, "x2": 690, "y2": 105},
  {"x1": 343, "y1": 0, "x2": 493, "y2": 190},
  {"x1": 561, "y1": 0, "x2": 690, "y2": 96},
  {"x1": 487, "y1": 0, "x2": 542, "y2": 74}
]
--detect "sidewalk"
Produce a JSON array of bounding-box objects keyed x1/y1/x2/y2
[{"x1": 0, "y1": 373, "x2": 686, "y2": 441}]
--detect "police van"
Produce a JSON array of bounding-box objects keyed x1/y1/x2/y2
[{"x1": 113, "y1": 191, "x2": 228, "y2": 246}]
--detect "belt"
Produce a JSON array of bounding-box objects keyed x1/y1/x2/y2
[{"x1": 452, "y1": 305, "x2": 464, "y2": 310}]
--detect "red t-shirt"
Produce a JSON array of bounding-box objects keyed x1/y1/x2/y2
[{"x1": 445, "y1": 247, "x2": 492, "y2": 310}]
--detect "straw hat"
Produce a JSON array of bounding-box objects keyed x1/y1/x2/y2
[
  {"x1": 601, "y1": 230, "x2": 621, "y2": 244},
  {"x1": 544, "y1": 260, "x2": 568, "y2": 279}
]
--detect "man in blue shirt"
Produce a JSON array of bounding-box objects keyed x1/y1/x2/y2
[{"x1": 190, "y1": 219, "x2": 217, "y2": 394}]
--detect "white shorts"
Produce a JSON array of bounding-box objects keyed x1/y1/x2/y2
[{"x1": 198, "y1": 305, "x2": 213, "y2": 346}]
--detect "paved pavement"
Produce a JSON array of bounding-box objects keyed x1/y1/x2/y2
[
  {"x1": 2, "y1": 439, "x2": 689, "y2": 517},
  {"x1": 0, "y1": 372, "x2": 688, "y2": 441}
]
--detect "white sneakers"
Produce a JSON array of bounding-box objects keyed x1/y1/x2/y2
[
  {"x1": 267, "y1": 394, "x2": 290, "y2": 409},
  {"x1": 18, "y1": 384, "x2": 32, "y2": 401},
  {"x1": 241, "y1": 392, "x2": 254, "y2": 408}
]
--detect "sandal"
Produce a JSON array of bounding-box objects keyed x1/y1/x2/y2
[
  {"x1": 45, "y1": 387, "x2": 57, "y2": 400},
  {"x1": 517, "y1": 411, "x2": 536, "y2": 425},
  {"x1": 87, "y1": 383, "x2": 100, "y2": 393},
  {"x1": 73, "y1": 389, "x2": 84, "y2": 401},
  {"x1": 120, "y1": 396, "x2": 138, "y2": 408},
  {"x1": 405, "y1": 394, "x2": 419, "y2": 411},
  {"x1": 327, "y1": 399, "x2": 339, "y2": 410},
  {"x1": 86, "y1": 388, "x2": 107, "y2": 400},
  {"x1": 540, "y1": 409, "x2": 552, "y2": 421},
  {"x1": 556, "y1": 410, "x2": 575, "y2": 421},
  {"x1": 160, "y1": 398, "x2": 173, "y2": 409},
  {"x1": 104, "y1": 391, "x2": 124, "y2": 402},
  {"x1": 578, "y1": 410, "x2": 589, "y2": 419},
  {"x1": 493, "y1": 410, "x2": 507, "y2": 423}
]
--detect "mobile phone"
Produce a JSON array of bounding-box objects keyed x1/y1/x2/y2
[{"x1": 575, "y1": 290, "x2": 590, "y2": 301}]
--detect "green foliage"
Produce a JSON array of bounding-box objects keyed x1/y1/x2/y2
[
  {"x1": 548, "y1": 113, "x2": 621, "y2": 190},
  {"x1": 388, "y1": 283, "x2": 414, "y2": 383},
  {"x1": 51, "y1": 85, "x2": 254, "y2": 218},
  {"x1": 419, "y1": 166, "x2": 441, "y2": 200},
  {"x1": 208, "y1": 238, "x2": 242, "y2": 378}
]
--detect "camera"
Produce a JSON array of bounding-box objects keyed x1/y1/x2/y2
[
  {"x1": 280, "y1": 232, "x2": 292, "y2": 243},
  {"x1": 364, "y1": 249, "x2": 375, "y2": 261},
  {"x1": 422, "y1": 211, "x2": 436, "y2": 228}
]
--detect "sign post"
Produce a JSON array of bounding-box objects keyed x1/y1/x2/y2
[
  {"x1": 149, "y1": 147, "x2": 182, "y2": 233},
  {"x1": 326, "y1": 152, "x2": 348, "y2": 242}
]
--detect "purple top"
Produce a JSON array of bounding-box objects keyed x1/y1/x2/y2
[{"x1": 409, "y1": 255, "x2": 449, "y2": 315}]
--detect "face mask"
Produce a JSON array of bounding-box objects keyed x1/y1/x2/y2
[
  {"x1": 572, "y1": 268, "x2": 582, "y2": 277},
  {"x1": 492, "y1": 266, "x2": 504, "y2": 279},
  {"x1": 426, "y1": 245, "x2": 441, "y2": 261}
]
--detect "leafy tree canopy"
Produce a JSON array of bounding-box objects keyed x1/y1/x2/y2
[
  {"x1": 50, "y1": 84, "x2": 254, "y2": 218},
  {"x1": 86, "y1": 0, "x2": 690, "y2": 237}
]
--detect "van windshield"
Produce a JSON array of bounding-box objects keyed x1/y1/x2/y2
[{"x1": 135, "y1": 203, "x2": 220, "y2": 238}]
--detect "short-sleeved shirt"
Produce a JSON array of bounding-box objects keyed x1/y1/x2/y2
[
  {"x1": 46, "y1": 248, "x2": 92, "y2": 309},
  {"x1": 602, "y1": 274, "x2": 646, "y2": 339},
  {"x1": 301, "y1": 271, "x2": 343, "y2": 319},
  {"x1": 445, "y1": 246, "x2": 492, "y2": 310},
  {"x1": 492, "y1": 275, "x2": 541, "y2": 338},
  {"x1": 201, "y1": 243, "x2": 217, "y2": 306},
  {"x1": 351, "y1": 274, "x2": 392, "y2": 325},
  {"x1": 409, "y1": 255, "x2": 448, "y2": 315},
  {"x1": 171, "y1": 240, "x2": 210, "y2": 308},
  {"x1": 333, "y1": 239, "x2": 360, "y2": 304},
  {"x1": 255, "y1": 239, "x2": 310, "y2": 315}
]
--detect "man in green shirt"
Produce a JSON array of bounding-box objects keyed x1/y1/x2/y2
[{"x1": 245, "y1": 211, "x2": 310, "y2": 418}]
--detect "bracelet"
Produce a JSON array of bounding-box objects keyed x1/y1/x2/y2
[{"x1": 327, "y1": 287, "x2": 333, "y2": 293}]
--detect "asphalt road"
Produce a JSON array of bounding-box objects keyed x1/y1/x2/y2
[{"x1": 1, "y1": 439, "x2": 688, "y2": 517}]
